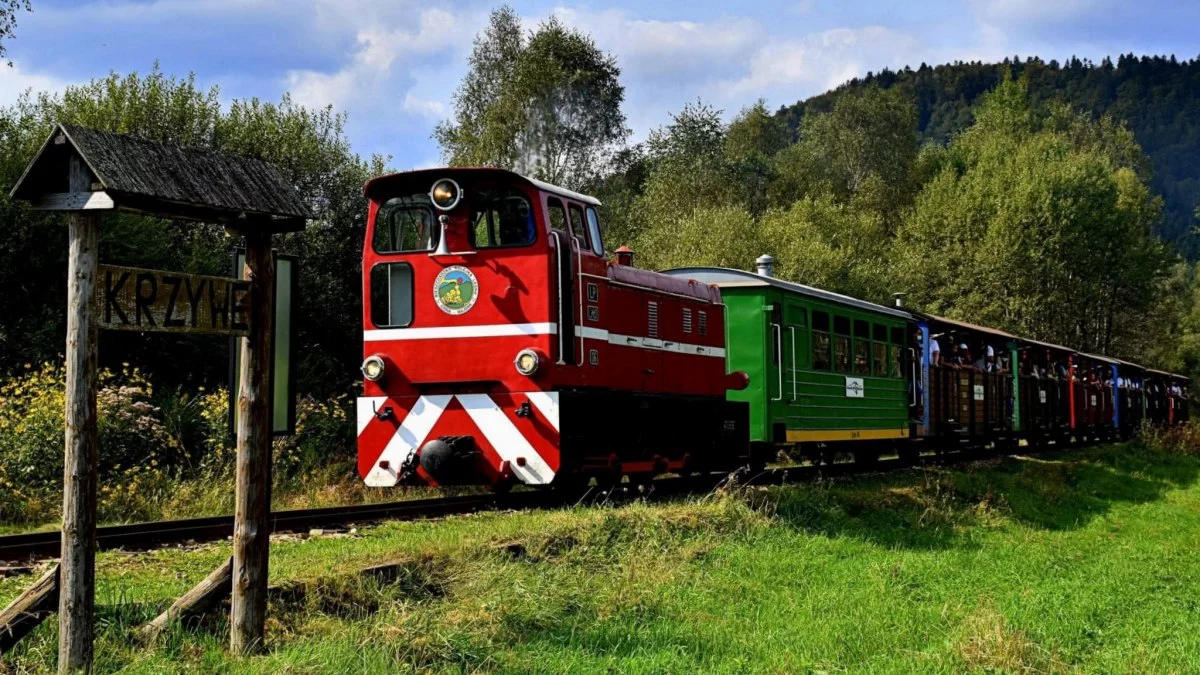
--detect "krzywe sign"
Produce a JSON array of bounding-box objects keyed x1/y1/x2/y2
[{"x1": 96, "y1": 264, "x2": 252, "y2": 336}]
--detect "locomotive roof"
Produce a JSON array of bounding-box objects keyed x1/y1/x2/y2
[
  {"x1": 362, "y1": 167, "x2": 601, "y2": 206},
  {"x1": 661, "y1": 267, "x2": 913, "y2": 320}
]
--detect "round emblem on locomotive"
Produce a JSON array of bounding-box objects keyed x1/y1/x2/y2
[{"x1": 433, "y1": 265, "x2": 479, "y2": 315}]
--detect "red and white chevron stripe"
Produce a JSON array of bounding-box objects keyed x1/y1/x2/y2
[{"x1": 357, "y1": 392, "x2": 560, "y2": 487}]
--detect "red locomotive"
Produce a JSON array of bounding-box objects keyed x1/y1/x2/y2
[{"x1": 357, "y1": 168, "x2": 749, "y2": 489}]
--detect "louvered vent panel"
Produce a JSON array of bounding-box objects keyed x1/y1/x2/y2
[
  {"x1": 682, "y1": 307, "x2": 693, "y2": 334},
  {"x1": 648, "y1": 302, "x2": 659, "y2": 338},
  {"x1": 698, "y1": 311, "x2": 708, "y2": 336}
]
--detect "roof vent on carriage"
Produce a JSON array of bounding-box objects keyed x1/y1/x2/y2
[{"x1": 755, "y1": 254, "x2": 775, "y2": 278}]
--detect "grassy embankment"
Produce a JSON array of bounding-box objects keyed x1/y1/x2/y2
[{"x1": 2, "y1": 436, "x2": 1199, "y2": 673}]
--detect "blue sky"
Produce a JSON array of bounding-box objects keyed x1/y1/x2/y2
[{"x1": 3, "y1": 0, "x2": 1198, "y2": 169}]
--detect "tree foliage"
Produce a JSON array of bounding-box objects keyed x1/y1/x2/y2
[
  {"x1": 780, "y1": 55, "x2": 1200, "y2": 255},
  {"x1": 435, "y1": 6, "x2": 628, "y2": 189},
  {"x1": 773, "y1": 86, "x2": 918, "y2": 223},
  {"x1": 0, "y1": 66, "x2": 385, "y2": 394},
  {"x1": 892, "y1": 77, "x2": 1168, "y2": 356},
  {"x1": 0, "y1": 0, "x2": 29, "y2": 64}
]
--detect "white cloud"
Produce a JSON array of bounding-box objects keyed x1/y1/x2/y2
[
  {"x1": 0, "y1": 64, "x2": 70, "y2": 106},
  {"x1": 284, "y1": 8, "x2": 465, "y2": 111},
  {"x1": 551, "y1": 7, "x2": 759, "y2": 80},
  {"x1": 722, "y1": 26, "x2": 923, "y2": 98},
  {"x1": 402, "y1": 92, "x2": 447, "y2": 120}
]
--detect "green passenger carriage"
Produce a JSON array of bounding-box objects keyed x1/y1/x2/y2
[{"x1": 665, "y1": 261, "x2": 914, "y2": 457}]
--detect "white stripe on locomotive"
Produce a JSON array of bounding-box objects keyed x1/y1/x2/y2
[
  {"x1": 525, "y1": 391, "x2": 560, "y2": 431},
  {"x1": 357, "y1": 396, "x2": 386, "y2": 436},
  {"x1": 363, "y1": 394, "x2": 452, "y2": 487},
  {"x1": 457, "y1": 394, "x2": 556, "y2": 485},
  {"x1": 363, "y1": 324, "x2": 724, "y2": 358},
  {"x1": 364, "y1": 322, "x2": 556, "y2": 341}
]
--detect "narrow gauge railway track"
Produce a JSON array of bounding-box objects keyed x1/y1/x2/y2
[{"x1": 0, "y1": 444, "x2": 1056, "y2": 563}]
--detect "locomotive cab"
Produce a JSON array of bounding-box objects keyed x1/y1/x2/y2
[{"x1": 357, "y1": 168, "x2": 748, "y2": 490}]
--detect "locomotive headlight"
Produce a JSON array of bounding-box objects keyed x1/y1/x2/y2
[
  {"x1": 361, "y1": 355, "x2": 386, "y2": 382},
  {"x1": 514, "y1": 349, "x2": 541, "y2": 377},
  {"x1": 430, "y1": 178, "x2": 462, "y2": 211}
]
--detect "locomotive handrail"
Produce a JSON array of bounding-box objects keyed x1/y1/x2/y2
[
  {"x1": 772, "y1": 323, "x2": 783, "y2": 402},
  {"x1": 574, "y1": 239, "x2": 586, "y2": 366}
]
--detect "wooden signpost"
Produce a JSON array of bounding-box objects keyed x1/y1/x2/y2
[{"x1": 6, "y1": 124, "x2": 309, "y2": 670}]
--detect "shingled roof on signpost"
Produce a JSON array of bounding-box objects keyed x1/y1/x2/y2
[{"x1": 10, "y1": 123, "x2": 311, "y2": 231}]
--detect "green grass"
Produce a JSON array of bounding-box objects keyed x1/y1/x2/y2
[
  {"x1": 0, "y1": 466, "x2": 480, "y2": 535},
  {"x1": 3, "y1": 442, "x2": 1199, "y2": 673}
]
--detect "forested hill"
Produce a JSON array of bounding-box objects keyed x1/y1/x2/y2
[{"x1": 778, "y1": 55, "x2": 1200, "y2": 256}]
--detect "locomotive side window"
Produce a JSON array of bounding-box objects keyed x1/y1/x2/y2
[
  {"x1": 547, "y1": 197, "x2": 568, "y2": 234},
  {"x1": 585, "y1": 207, "x2": 604, "y2": 256},
  {"x1": 373, "y1": 196, "x2": 437, "y2": 253},
  {"x1": 469, "y1": 188, "x2": 536, "y2": 248},
  {"x1": 369, "y1": 262, "x2": 414, "y2": 327},
  {"x1": 812, "y1": 310, "x2": 831, "y2": 371},
  {"x1": 568, "y1": 204, "x2": 591, "y2": 251}
]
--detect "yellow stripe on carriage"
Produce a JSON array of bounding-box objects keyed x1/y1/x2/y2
[{"x1": 785, "y1": 428, "x2": 910, "y2": 443}]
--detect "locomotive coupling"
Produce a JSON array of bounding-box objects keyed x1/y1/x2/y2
[{"x1": 419, "y1": 436, "x2": 481, "y2": 485}]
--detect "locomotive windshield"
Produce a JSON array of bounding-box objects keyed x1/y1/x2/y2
[
  {"x1": 468, "y1": 187, "x2": 535, "y2": 248},
  {"x1": 372, "y1": 187, "x2": 536, "y2": 252},
  {"x1": 374, "y1": 194, "x2": 438, "y2": 253}
]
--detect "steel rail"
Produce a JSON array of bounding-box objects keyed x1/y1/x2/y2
[
  {"x1": 0, "y1": 440, "x2": 1090, "y2": 562},
  {"x1": 0, "y1": 491, "x2": 553, "y2": 562}
]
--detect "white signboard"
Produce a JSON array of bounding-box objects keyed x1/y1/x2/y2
[
  {"x1": 1091, "y1": 395, "x2": 1098, "y2": 407},
  {"x1": 1039, "y1": 390, "x2": 1047, "y2": 403},
  {"x1": 845, "y1": 377, "x2": 864, "y2": 398},
  {"x1": 973, "y1": 384, "x2": 985, "y2": 401}
]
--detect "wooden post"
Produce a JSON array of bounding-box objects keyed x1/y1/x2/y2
[
  {"x1": 0, "y1": 565, "x2": 59, "y2": 654},
  {"x1": 138, "y1": 558, "x2": 232, "y2": 641},
  {"x1": 60, "y1": 155, "x2": 99, "y2": 674},
  {"x1": 230, "y1": 232, "x2": 274, "y2": 655}
]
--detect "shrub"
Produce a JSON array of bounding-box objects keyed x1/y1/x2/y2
[
  {"x1": 0, "y1": 362, "x2": 177, "y2": 523},
  {"x1": 1140, "y1": 421, "x2": 1200, "y2": 456},
  {"x1": 274, "y1": 394, "x2": 354, "y2": 479}
]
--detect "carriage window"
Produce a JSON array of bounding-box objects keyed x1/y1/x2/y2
[
  {"x1": 889, "y1": 345, "x2": 902, "y2": 378},
  {"x1": 854, "y1": 339, "x2": 870, "y2": 375},
  {"x1": 369, "y1": 263, "x2": 413, "y2": 327},
  {"x1": 873, "y1": 342, "x2": 887, "y2": 376},
  {"x1": 835, "y1": 336, "x2": 851, "y2": 373},
  {"x1": 547, "y1": 197, "x2": 568, "y2": 234},
  {"x1": 854, "y1": 319, "x2": 870, "y2": 339},
  {"x1": 834, "y1": 315, "x2": 850, "y2": 336},
  {"x1": 373, "y1": 196, "x2": 437, "y2": 253},
  {"x1": 568, "y1": 204, "x2": 590, "y2": 251},
  {"x1": 813, "y1": 332, "x2": 831, "y2": 370},
  {"x1": 812, "y1": 311, "x2": 831, "y2": 371},
  {"x1": 469, "y1": 188, "x2": 536, "y2": 248},
  {"x1": 873, "y1": 324, "x2": 887, "y2": 342},
  {"x1": 813, "y1": 311, "x2": 829, "y2": 331},
  {"x1": 585, "y1": 207, "x2": 604, "y2": 256},
  {"x1": 890, "y1": 327, "x2": 905, "y2": 345}
]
